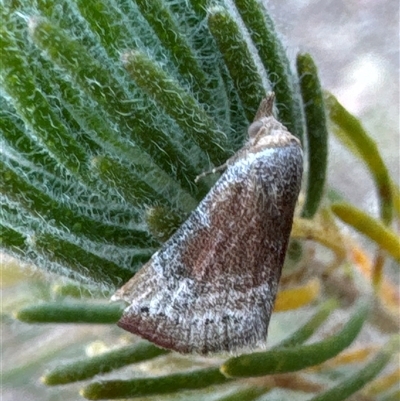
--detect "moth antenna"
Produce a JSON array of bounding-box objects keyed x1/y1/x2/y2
[{"x1": 195, "y1": 162, "x2": 228, "y2": 183}]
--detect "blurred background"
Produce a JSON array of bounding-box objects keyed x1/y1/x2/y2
[
  {"x1": 268, "y1": 0, "x2": 399, "y2": 210},
  {"x1": 2, "y1": 1, "x2": 399, "y2": 400}
]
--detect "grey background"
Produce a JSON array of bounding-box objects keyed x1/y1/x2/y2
[{"x1": 268, "y1": 0, "x2": 399, "y2": 214}]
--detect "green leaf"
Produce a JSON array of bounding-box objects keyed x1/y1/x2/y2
[
  {"x1": 0, "y1": 223, "x2": 28, "y2": 259},
  {"x1": 75, "y1": 0, "x2": 140, "y2": 60},
  {"x1": 32, "y1": 233, "x2": 146, "y2": 286},
  {"x1": 309, "y1": 335, "x2": 399, "y2": 401},
  {"x1": 51, "y1": 283, "x2": 111, "y2": 299},
  {"x1": 297, "y1": 53, "x2": 329, "y2": 219},
  {"x1": 123, "y1": 49, "x2": 230, "y2": 166},
  {"x1": 91, "y1": 156, "x2": 187, "y2": 212},
  {"x1": 81, "y1": 367, "x2": 229, "y2": 399},
  {"x1": 15, "y1": 302, "x2": 124, "y2": 324},
  {"x1": 133, "y1": 0, "x2": 210, "y2": 102},
  {"x1": 275, "y1": 299, "x2": 338, "y2": 348},
  {"x1": 220, "y1": 299, "x2": 369, "y2": 378},
  {"x1": 145, "y1": 206, "x2": 184, "y2": 242},
  {"x1": 324, "y1": 91, "x2": 393, "y2": 225},
  {"x1": 233, "y1": 0, "x2": 304, "y2": 141},
  {"x1": 0, "y1": 24, "x2": 90, "y2": 180},
  {"x1": 28, "y1": 16, "x2": 204, "y2": 198},
  {"x1": 42, "y1": 341, "x2": 168, "y2": 385},
  {"x1": 1, "y1": 160, "x2": 155, "y2": 248},
  {"x1": 0, "y1": 99, "x2": 60, "y2": 176},
  {"x1": 189, "y1": 0, "x2": 208, "y2": 18},
  {"x1": 331, "y1": 202, "x2": 400, "y2": 262},
  {"x1": 208, "y1": 6, "x2": 265, "y2": 122}
]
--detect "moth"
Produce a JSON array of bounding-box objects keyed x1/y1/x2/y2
[{"x1": 112, "y1": 93, "x2": 303, "y2": 354}]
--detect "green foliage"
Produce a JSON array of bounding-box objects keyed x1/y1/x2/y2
[
  {"x1": 81, "y1": 367, "x2": 230, "y2": 399},
  {"x1": 297, "y1": 53, "x2": 328, "y2": 218},
  {"x1": 42, "y1": 341, "x2": 169, "y2": 385},
  {"x1": 1, "y1": 1, "x2": 398, "y2": 400},
  {"x1": 308, "y1": 336, "x2": 400, "y2": 401},
  {"x1": 221, "y1": 300, "x2": 369, "y2": 378},
  {"x1": 15, "y1": 301, "x2": 125, "y2": 324},
  {"x1": 324, "y1": 91, "x2": 393, "y2": 225}
]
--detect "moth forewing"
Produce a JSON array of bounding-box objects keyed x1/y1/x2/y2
[{"x1": 113, "y1": 94, "x2": 303, "y2": 354}]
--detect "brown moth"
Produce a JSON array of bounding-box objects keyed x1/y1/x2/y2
[{"x1": 112, "y1": 93, "x2": 303, "y2": 354}]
